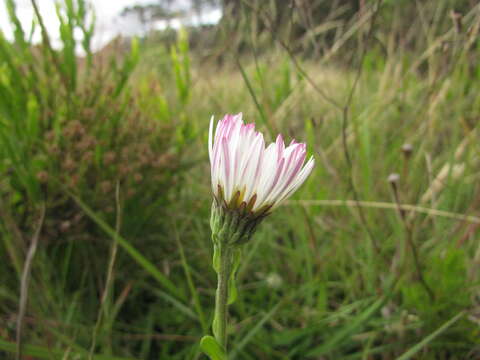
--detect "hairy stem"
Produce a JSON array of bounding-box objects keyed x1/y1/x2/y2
[{"x1": 213, "y1": 243, "x2": 232, "y2": 352}]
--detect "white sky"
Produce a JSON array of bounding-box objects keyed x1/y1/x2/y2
[{"x1": 0, "y1": 0, "x2": 221, "y2": 51}]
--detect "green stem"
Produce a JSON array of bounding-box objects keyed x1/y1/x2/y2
[{"x1": 214, "y1": 243, "x2": 232, "y2": 352}]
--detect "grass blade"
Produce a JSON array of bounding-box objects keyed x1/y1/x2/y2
[
  {"x1": 230, "y1": 301, "x2": 282, "y2": 359},
  {"x1": 236, "y1": 59, "x2": 273, "y2": 136},
  {"x1": 68, "y1": 190, "x2": 184, "y2": 300},
  {"x1": 0, "y1": 338, "x2": 135, "y2": 360},
  {"x1": 306, "y1": 296, "x2": 387, "y2": 357},
  {"x1": 395, "y1": 311, "x2": 465, "y2": 360}
]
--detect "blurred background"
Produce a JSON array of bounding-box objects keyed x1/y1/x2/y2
[{"x1": 1, "y1": 0, "x2": 480, "y2": 359}]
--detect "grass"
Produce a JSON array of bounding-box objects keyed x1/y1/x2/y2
[{"x1": 1, "y1": 0, "x2": 480, "y2": 359}]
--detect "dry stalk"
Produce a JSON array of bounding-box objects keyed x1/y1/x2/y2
[{"x1": 16, "y1": 204, "x2": 46, "y2": 360}]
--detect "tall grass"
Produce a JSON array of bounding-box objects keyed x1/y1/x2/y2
[{"x1": 1, "y1": 0, "x2": 480, "y2": 359}]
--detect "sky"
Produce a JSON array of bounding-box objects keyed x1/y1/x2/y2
[{"x1": 0, "y1": 0, "x2": 221, "y2": 51}]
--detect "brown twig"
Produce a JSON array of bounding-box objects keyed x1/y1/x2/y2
[
  {"x1": 389, "y1": 177, "x2": 435, "y2": 301},
  {"x1": 121, "y1": 333, "x2": 197, "y2": 342},
  {"x1": 340, "y1": 0, "x2": 384, "y2": 258},
  {"x1": 88, "y1": 181, "x2": 121, "y2": 359},
  {"x1": 16, "y1": 204, "x2": 46, "y2": 360},
  {"x1": 240, "y1": 0, "x2": 386, "y2": 260},
  {"x1": 288, "y1": 199, "x2": 480, "y2": 225},
  {"x1": 240, "y1": 0, "x2": 342, "y2": 109}
]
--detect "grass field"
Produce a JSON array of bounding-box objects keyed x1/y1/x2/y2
[{"x1": 1, "y1": 0, "x2": 480, "y2": 359}]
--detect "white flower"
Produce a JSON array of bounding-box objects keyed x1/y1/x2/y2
[{"x1": 209, "y1": 113, "x2": 314, "y2": 215}]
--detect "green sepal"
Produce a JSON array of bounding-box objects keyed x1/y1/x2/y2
[
  {"x1": 210, "y1": 201, "x2": 222, "y2": 235},
  {"x1": 200, "y1": 336, "x2": 227, "y2": 360},
  {"x1": 227, "y1": 247, "x2": 242, "y2": 305}
]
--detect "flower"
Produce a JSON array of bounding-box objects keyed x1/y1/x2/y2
[{"x1": 208, "y1": 113, "x2": 314, "y2": 243}]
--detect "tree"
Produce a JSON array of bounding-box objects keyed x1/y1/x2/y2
[
  {"x1": 121, "y1": 1, "x2": 183, "y2": 31},
  {"x1": 121, "y1": 0, "x2": 221, "y2": 30}
]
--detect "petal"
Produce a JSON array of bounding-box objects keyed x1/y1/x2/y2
[
  {"x1": 209, "y1": 113, "x2": 315, "y2": 214},
  {"x1": 273, "y1": 156, "x2": 315, "y2": 208},
  {"x1": 221, "y1": 137, "x2": 232, "y2": 201}
]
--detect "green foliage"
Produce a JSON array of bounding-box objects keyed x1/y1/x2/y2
[
  {"x1": 402, "y1": 247, "x2": 470, "y2": 330},
  {"x1": 201, "y1": 336, "x2": 227, "y2": 360},
  {"x1": 171, "y1": 28, "x2": 191, "y2": 105}
]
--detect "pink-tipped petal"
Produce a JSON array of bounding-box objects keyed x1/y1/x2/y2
[{"x1": 209, "y1": 113, "x2": 314, "y2": 213}]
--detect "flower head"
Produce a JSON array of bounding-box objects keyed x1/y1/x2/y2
[{"x1": 208, "y1": 113, "x2": 314, "y2": 243}]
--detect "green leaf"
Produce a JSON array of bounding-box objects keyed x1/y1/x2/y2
[
  {"x1": 395, "y1": 311, "x2": 465, "y2": 360},
  {"x1": 230, "y1": 301, "x2": 282, "y2": 359},
  {"x1": 200, "y1": 336, "x2": 227, "y2": 360},
  {"x1": 306, "y1": 296, "x2": 387, "y2": 357},
  {"x1": 227, "y1": 247, "x2": 242, "y2": 305},
  {"x1": 0, "y1": 337, "x2": 134, "y2": 360},
  {"x1": 130, "y1": 36, "x2": 139, "y2": 63},
  {"x1": 68, "y1": 190, "x2": 184, "y2": 300},
  {"x1": 237, "y1": 59, "x2": 272, "y2": 136}
]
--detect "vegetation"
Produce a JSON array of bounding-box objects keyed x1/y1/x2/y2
[{"x1": 1, "y1": 0, "x2": 480, "y2": 359}]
